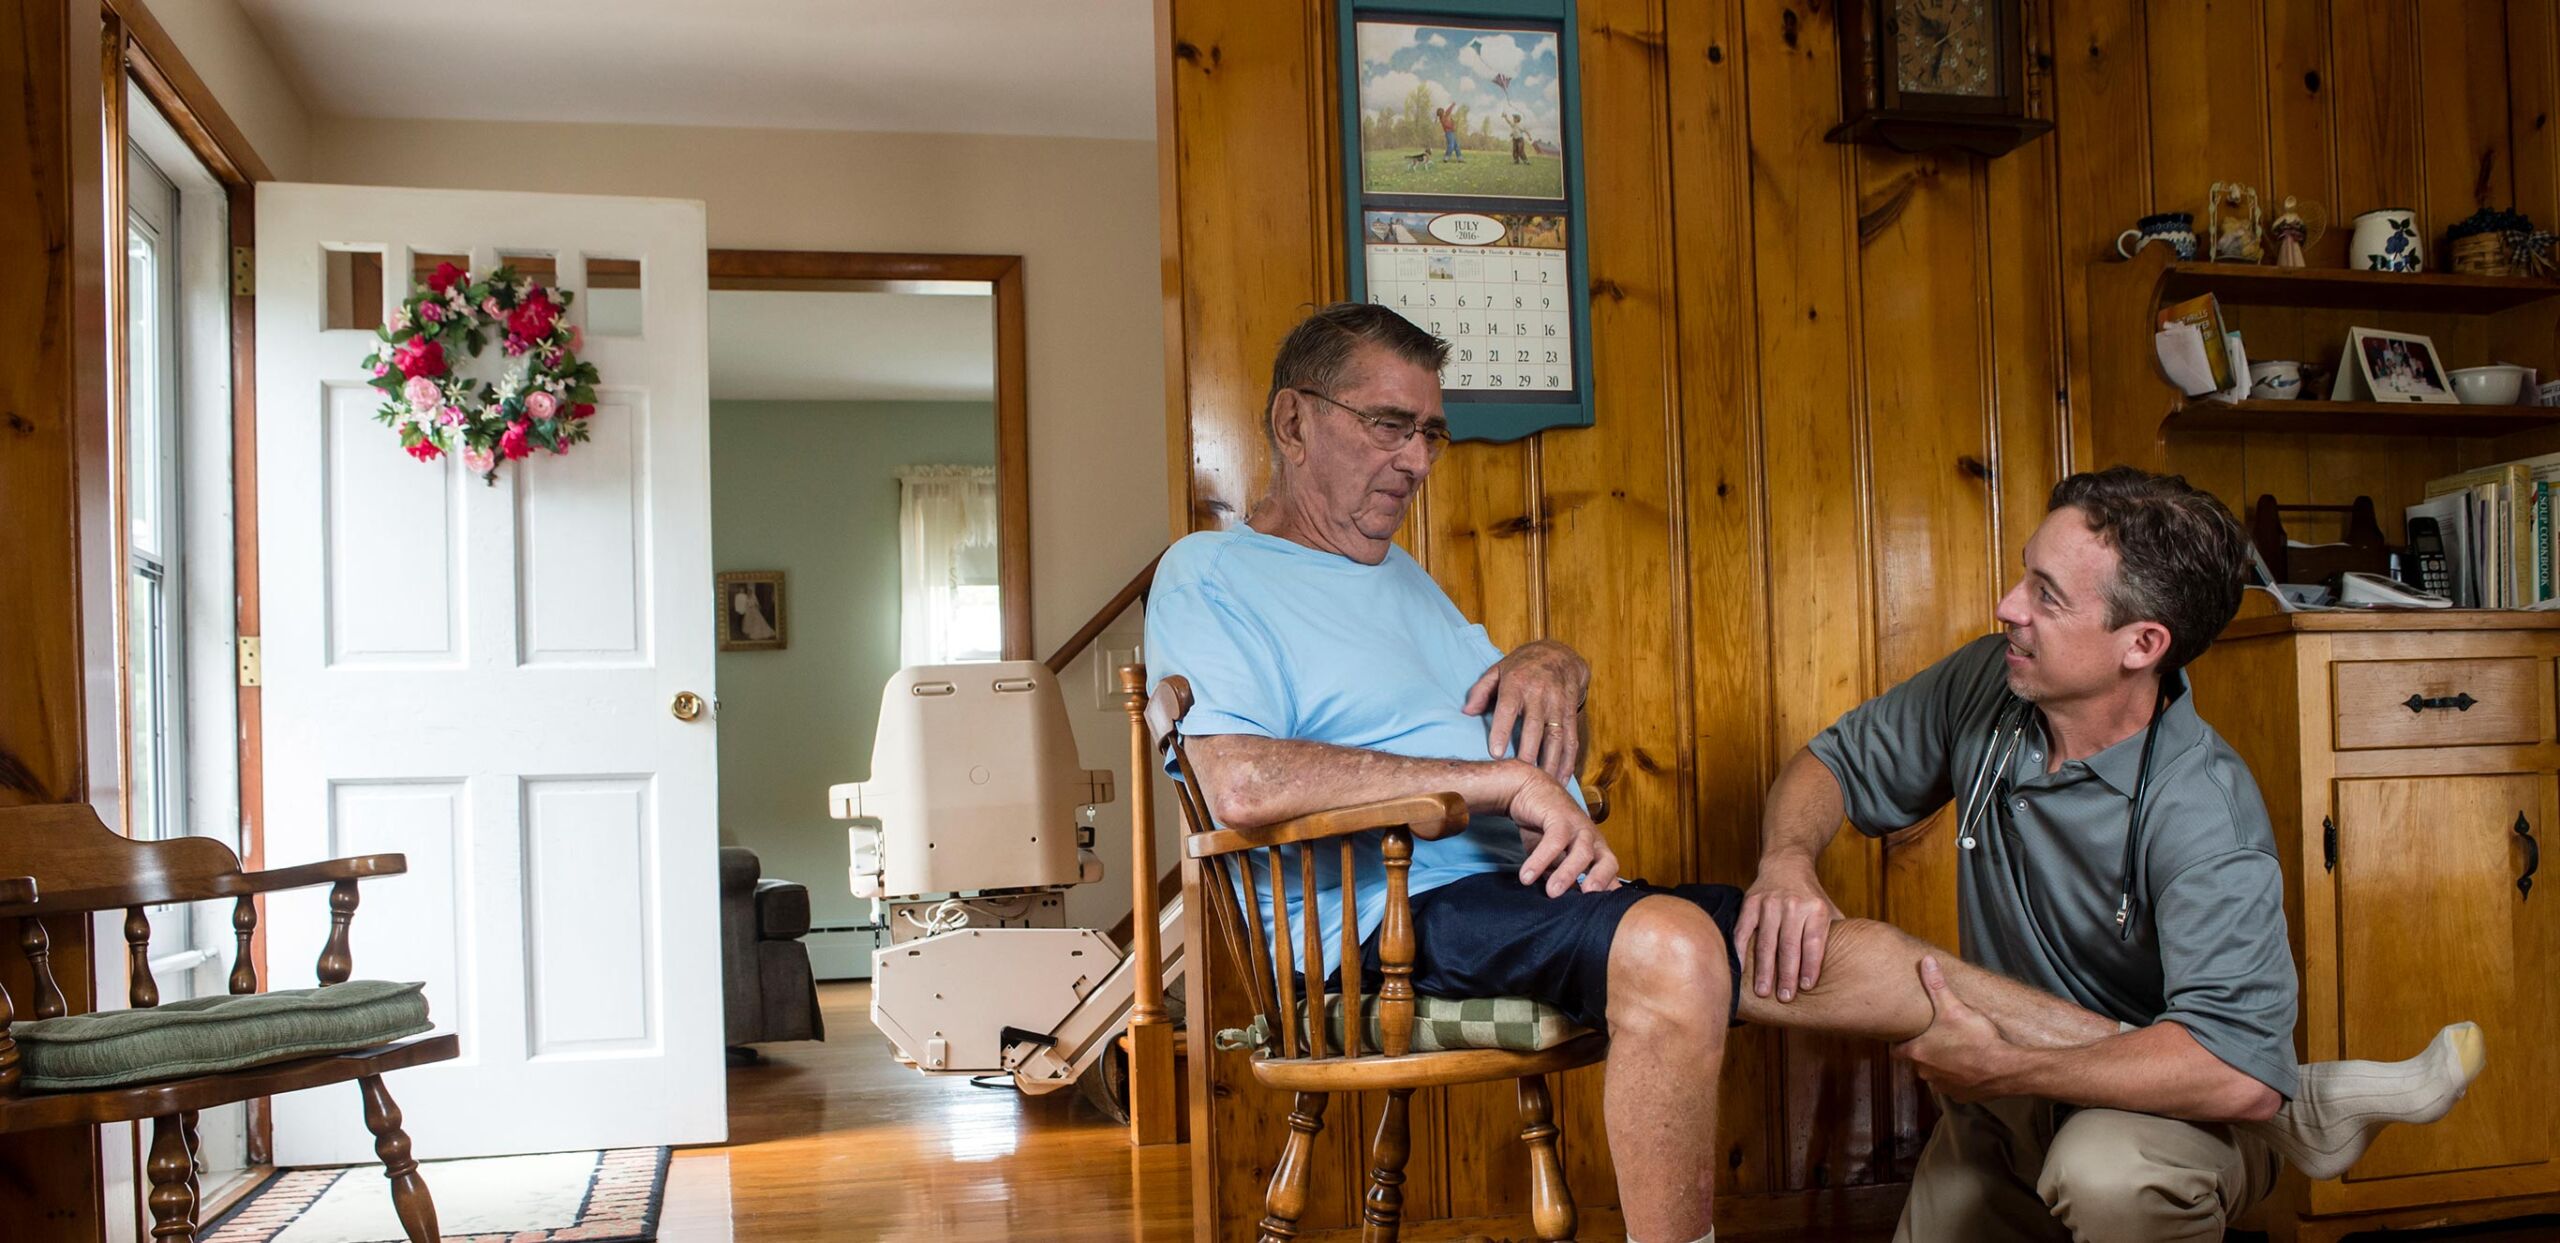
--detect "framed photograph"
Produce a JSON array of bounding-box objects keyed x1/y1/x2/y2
[
  {"x1": 717, "y1": 571, "x2": 786, "y2": 652},
  {"x1": 2335, "y1": 327, "x2": 2462, "y2": 404},
  {"x1": 1340, "y1": 0, "x2": 1593, "y2": 443}
]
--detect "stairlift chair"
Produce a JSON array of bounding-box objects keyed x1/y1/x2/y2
[{"x1": 829, "y1": 660, "x2": 1184, "y2": 1094}]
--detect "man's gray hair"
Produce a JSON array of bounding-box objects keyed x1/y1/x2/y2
[{"x1": 1264, "y1": 303, "x2": 1449, "y2": 450}]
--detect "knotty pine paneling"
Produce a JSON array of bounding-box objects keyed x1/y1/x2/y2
[
  {"x1": 1663, "y1": 0, "x2": 1780, "y2": 1197},
  {"x1": 2, "y1": 1, "x2": 113, "y2": 1238},
  {"x1": 1158, "y1": 0, "x2": 2557, "y2": 1233}
]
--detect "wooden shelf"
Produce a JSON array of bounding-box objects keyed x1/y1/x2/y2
[
  {"x1": 2155, "y1": 262, "x2": 2560, "y2": 313},
  {"x1": 2162, "y1": 398, "x2": 2560, "y2": 438}
]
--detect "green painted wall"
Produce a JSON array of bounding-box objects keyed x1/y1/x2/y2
[{"x1": 711, "y1": 399, "x2": 995, "y2": 974}]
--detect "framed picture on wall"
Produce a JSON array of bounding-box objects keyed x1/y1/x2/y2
[
  {"x1": 717, "y1": 570, "x2": 787, "y2": 652},
  {"x1": 1339, "y1": 0, "x2": 1594, "y2": 442}
]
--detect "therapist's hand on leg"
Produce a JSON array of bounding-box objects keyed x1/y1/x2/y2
[
  {"x1": 1507, "y1": 771, "x2": 1620, "y2": 897},
  {"x1": 1733, "y1": 853, "x2": 1844, "y2": 1002},
  {"x1": 1465, "y1": 638, "x2": 1590, "y2": 781}
]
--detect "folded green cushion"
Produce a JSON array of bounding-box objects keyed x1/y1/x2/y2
[{"x1": 13, "y1": 980, "x2": 432, "y2": 1091}]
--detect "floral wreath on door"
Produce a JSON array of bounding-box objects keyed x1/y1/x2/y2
[{"x1": 363, "y1": 261, "x2": 602, "y2": 484}]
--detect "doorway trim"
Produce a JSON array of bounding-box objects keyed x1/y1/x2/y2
[
  {"x1": 98, "y1": 0, "x2": 278, "y2": 1225},
  {"x1": 706, "y1": 249, "x2": 1033, "y2": 661}
]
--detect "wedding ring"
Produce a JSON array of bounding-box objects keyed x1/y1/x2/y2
[{"x1": 1545, "y1": 721, "x2": 1565, "y2": 733}]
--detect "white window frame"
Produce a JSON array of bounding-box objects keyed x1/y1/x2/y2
[{"x1": 124, "y1": 145, "x2": 189, "y2": 859}]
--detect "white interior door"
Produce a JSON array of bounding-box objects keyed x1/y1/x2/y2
[{"x1": 255, "y1": 183, "x2": 720, "y2": 1163}]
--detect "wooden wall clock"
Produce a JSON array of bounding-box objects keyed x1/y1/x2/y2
[{"x1": 1826, "y1": 0, "x2": 2051, "y2": 158}]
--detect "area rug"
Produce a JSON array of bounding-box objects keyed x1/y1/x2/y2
[{"x1": 201, "y1": 1146, "x2": 669, "y2": 1243}]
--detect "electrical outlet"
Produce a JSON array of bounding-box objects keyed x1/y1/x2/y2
[{"x1": 1096, "y1": 643, "x2": 1142, "y2": 710}]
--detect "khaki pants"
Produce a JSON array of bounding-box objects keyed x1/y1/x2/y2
[{"x1": 1891, "y1": 1096, "x2": 2278, "y2": 1243}]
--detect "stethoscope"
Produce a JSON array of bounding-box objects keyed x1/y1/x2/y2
[{"x1": 1955, "y1": 685, "x2": 2171, "y2": 942}]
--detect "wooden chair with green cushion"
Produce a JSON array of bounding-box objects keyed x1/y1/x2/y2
[
  {"x1": 1142, "y1": 674, "x2": 1608, "y2": 1243},
  {"x1": 0, "y1": 802, "x2": 457, "y2": 1241}
]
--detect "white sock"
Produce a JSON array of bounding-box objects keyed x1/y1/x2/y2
[{"x1": 2242, "y1": 1021, "x2": 2487, "y2": 1180}]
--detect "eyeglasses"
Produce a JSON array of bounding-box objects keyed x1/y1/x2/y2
[{"x1": 1292, "y1": 388, "x2": 1451, "y2": 460}]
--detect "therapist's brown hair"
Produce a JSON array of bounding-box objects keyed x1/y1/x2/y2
[{"x1": 2048, "y1": 467, "x2": 2251, "y2": 673}]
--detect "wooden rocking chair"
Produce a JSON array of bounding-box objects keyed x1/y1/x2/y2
[
  {"x1": 0, "y1": 802, "x2": 457, "y2": 1241},
  {"x1": 1143, "y1": 675, "x2": 1607, "y2": 1243}
]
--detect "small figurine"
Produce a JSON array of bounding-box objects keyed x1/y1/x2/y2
[
  {"x1": 2270, "y1": 195, "x2": 2325, "y2": 268},
  {"x1": 2208, "y1": 181, "x2": 2265, "y2": 263}
]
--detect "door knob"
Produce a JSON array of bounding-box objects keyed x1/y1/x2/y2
[{"x1": 671, "y1": 691, "x2": 707, "y2": 722}]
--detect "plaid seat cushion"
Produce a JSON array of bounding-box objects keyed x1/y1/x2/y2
[{"x1": 1228, "y1": 994, "x2": 1587, "y2": 1055}]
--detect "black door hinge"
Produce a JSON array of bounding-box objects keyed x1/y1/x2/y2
[{"x1": 2323, "y1": 816, "x2": 2337, "y2": 871}]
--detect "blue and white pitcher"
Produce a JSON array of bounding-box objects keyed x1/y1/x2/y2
[{"x1": 2115, "y1": 212, "x2": 2198, "y2": 261}]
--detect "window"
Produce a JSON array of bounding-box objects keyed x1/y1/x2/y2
[
  {"x1": 898, "y1": 467, "x2": 1003, "y2": 664},
  {"x1": 117, "y1": 71, "x2": 253, "y2": 1200},
  {"x1": 125, "y1": 147, "x2": 186, "y2": 848}
]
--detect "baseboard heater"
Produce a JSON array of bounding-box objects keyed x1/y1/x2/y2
[{"x1": 805, "y1": 925, "x2": 880, "y2": 982}]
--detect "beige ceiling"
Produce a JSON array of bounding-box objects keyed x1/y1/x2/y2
[{"x1": 236, "y1": 0, "x2": 1157, "y2": 140}]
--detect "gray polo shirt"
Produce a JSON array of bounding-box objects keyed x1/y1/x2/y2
[{"x1": 1806, "y1": 634, "x2": 2298, "y2": 1099}]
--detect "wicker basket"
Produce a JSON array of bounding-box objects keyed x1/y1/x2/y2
[{"x1": 2451, "y1": 232, "x2": 2516, "y2": 276}]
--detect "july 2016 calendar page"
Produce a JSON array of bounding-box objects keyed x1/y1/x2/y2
[{"x1": 1364, "y1": 210, "x2": 1572, "y2": 397}]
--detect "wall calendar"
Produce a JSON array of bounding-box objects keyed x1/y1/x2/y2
[{"x1": 1340, "y1": 0, "x2": 1592, "y2": 441}]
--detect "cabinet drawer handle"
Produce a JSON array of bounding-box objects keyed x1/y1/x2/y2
[
  {"x1": 2518, "y1": 812, "x2": 2540, "y2": 900},
  {"x1": 2403, "y1": 692, "x2": 2478, "y2": 714}
]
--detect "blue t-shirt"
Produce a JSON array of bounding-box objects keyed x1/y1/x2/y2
[{"x1": 1143, "y1": 527, "x2": 1578, "y2": 978}]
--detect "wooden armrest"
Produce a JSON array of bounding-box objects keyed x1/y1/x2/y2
[
  {"x1": 224, "y1": 854, "x2": 409, "y2": 896},
  {"x1": 1184, "y1": 792, "x2": 1467, "y2": 859},
  {"x1": 0, "y1": 855, "x2": 408, "y2": 918}
]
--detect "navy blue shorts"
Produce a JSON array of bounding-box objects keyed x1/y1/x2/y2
[{"x1": 1350, "y1": 871, "x2": 1746, "y2": 1030}]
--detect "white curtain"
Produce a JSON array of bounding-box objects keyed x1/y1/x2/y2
[{"x1": 898, "y1": 466, "x2": 1003, "y2": 664}]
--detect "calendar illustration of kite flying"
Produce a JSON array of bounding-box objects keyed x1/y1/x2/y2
[{"x1": 1354, "y1": 21, "x2": 1565, "y2": 200}]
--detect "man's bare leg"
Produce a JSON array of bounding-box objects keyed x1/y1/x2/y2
[
  {"x1": 1731, "y1": 916, "x2": 2114, "y2": 1046},
  {"x1": 1603, "y1": 897, "x2": 1731, "y2": 1243},
  {"x1": 1734, "y1": 917, "x2": 2485, "y2": 1180}
]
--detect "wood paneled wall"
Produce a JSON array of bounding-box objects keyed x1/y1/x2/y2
[
  {"x1": 1159, "y1": 0, "x2": 2560, "y2": 1234},
  {"x1": 2, "y1": 0, "x2": 112, "y2": 1236}
]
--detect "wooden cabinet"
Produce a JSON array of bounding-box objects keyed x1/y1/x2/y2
[
  {"x1": 2334, "y1": 774, "x2": 2556, "y2": 1189},
  {"x1": 2191, "y1": 611, "x2": 2560, "y2": 1241}
]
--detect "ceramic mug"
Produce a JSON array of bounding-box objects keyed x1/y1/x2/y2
[
  {"x1": 2248, "y1": 359, "x2": 2303, "y2": 400},
  {"x1": 2348, "y1": 208, "x2": 2423, "y2": 272},
  {"x1": 2117, "y1": 212, "x2": 2199, "y2": 261}
]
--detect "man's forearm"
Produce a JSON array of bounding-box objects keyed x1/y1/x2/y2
[
  {"x1": 1186, "y1": 734, "x2": 1539, "y2": 828},
  {"x1": 1757, "y1": 748, "x2": 1848, "y2": 872},
  {"x1": 1989, "y1": 1021, "x2": 2282, "y2": 1122}
]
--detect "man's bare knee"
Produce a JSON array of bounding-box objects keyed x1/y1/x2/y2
[{"x1": 1606, "y1": 898, "x2": 1734, "y2": 1041}]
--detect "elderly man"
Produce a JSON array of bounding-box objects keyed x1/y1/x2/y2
[{"x1": 1146, "y1": 303, "x2": 2475, "y2": 1243}]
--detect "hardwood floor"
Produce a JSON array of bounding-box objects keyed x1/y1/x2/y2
[
  {"x1": 658, "y1": 981, "x2": 1190, "y2": 1242},
  {"x1": 657, "y1": 983, "x2": 2560, "y2": 1242}
]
